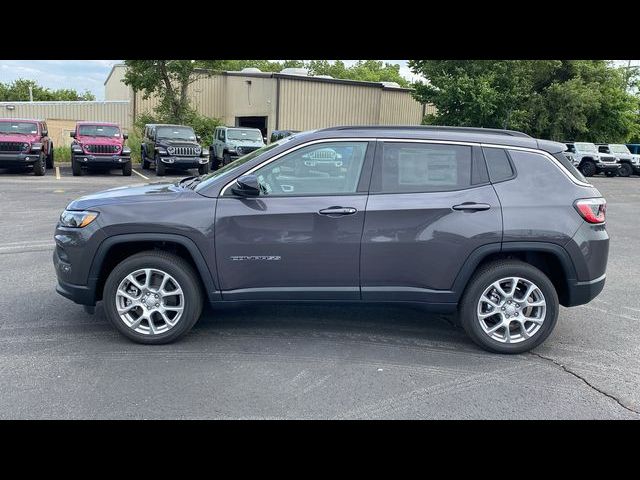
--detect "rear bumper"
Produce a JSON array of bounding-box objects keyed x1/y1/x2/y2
[
  {"x1": 0, "y1": 151, "x2": 40, "y2": 165},
  {"x1": 565, "y1": 274, "x2": 606, "y2": 307},
  {"x1": 74, "y1": 154, "x2": 130, "y2": 166}
]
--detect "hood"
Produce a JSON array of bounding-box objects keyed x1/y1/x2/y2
[
  {"x1": 157, "y1": 138, "x2": 199, "y2": 146},
  {"x1": 0, "y1": 133, "x2": 40, "y2": 143},
  {"x1": 76, "y1": 135, "x2": 123, "y2": 146},
  {"x1": 66, "y1": 182, "x2": 185, "y2": 210}
]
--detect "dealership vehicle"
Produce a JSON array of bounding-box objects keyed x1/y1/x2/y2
[
  {"x1": 0, "y1": 118, "x2": 53, "y2": 175},
  {"x1": 270, "y1": 129, "x2": 300, "y2": 143},
  {"x1": 210, "y1": 126, "x2": 265, "y2": 169},
  {"x1": 564, "y1": 142, "x2": 619, "y2": 177},
  {"x1": 54, "y1": 126, "x2": 609, "y2": 354},
  {"x1": 70, "y1": 122, "x2": 131, "y2": 176},
  {"x1": 141, "y1": 124, "x2": 209, "y2": 176},
  {"x1": 627, "y1": 144, "x2": 640, "y2": 155},
  {"x1": 596, "y1": 143, "x2": 640, "y2": 177}
]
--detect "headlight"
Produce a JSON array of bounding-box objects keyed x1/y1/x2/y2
[
  {"x1": 194, "y1": 146, "x2": 201, "y2": 154},
  {"x1": 113, "y1": 145, "x2": 121, "y2": 152},
  {"x1": 167, "y1": 146, "x2": 175, "y2": 155},
  {"x1": 59, "y1": 210, "x2": 99, "y2": 228},
  {"x1": 22, "y1": 142, "x2": 30, "y2": 151}
]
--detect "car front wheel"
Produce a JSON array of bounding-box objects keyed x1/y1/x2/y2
[
  {"x1": 459, "y1": 260, "x2": 558, "y2": 354},
  {"x1": 579, "y1": 161, "x2": 596, "y2": 177},
  {"x1": 33, "y1": 152, "x2": 46, "y2": 176},
  {"x1": 618, "y1": 163, "x2": 632, "y2": 177},
  {"x1": 103, "y1": 251, "x2": 204, "y2": 344}
]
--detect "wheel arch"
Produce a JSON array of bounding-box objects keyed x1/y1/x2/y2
[{"x1": 88, "y1": 233, "x2": 220, "y2": 304}]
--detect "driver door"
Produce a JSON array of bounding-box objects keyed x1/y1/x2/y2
[{"x1": 215, "y1": 140, "x2": 374, "y2": 301}]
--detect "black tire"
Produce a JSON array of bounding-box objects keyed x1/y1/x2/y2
[
  {"x1": 103, "y1": 251, "x2": 204, "y2": 344},
  {"x1": 198, "y1": 161, "x2": 210, "y2": 175},
  {"x1": 122, "y1": 161, "x2": 132, "y2": 176},
  {"x1": 618, "y1": 163, "x2": 632, "y2": 177},
  {"x1": 141, "y1": 148, "x2": 150, "y2": 170},
  {"x1": 580, "y1": 160, "x2": 596, "y2": 177},
  {"x1": 223, "y1": 152, "x2": 231, "y2": 165},
  {"x1": 459, "y1": 260, "x2": 559, "y2": 354},
  {"x1": 33, "y1": 152, "x2": 46, "y2": 176},
  {"x1": 46, "y1": 145, "x2": 54, "y2": 169},
  {"x1": 155, "y1": 154, "x2": 166, "y2": 176},
  {"x1": 71, "y1": 156, "x2": 82, "y2": 176}
]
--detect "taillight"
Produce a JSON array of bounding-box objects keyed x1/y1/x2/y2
[{"x1": 574, "y1": 198, "x2": 606, "y2": 224}]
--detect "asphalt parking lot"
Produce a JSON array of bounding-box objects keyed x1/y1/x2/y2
[{"x1": 0, "y1": 164, "x2": 639, "y2": 419}]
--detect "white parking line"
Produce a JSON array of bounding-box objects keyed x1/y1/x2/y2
[
  {"x1": 55, "y1": 166, "x2": 61, "y2": 180},
  {"x1": 132, "y1": 169, "x2": 149, "y2": 180}
]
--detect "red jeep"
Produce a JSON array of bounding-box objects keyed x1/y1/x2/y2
[
  {"x1": 70, "y1": 122, "x2": 131, "y2": 176},
  {"x1": 0, "y1": 118, "x2": 54, "y2": 176}
]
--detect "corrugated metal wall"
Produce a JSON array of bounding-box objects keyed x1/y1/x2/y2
[
  {"x1": 378, "y1": 89, "x2": 424, "y2": 124},
  {"x1": 0, "y1": 101, "x2": 131, "y2": 128},
  {"x1": 278, "y1": 78, "x2": 381, "y2": 131}
]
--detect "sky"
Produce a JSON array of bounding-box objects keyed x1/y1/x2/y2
[{"x1": 0, "y1": 60, "x2": 637, "y2": 101}]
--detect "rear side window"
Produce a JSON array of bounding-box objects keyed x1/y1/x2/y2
[
  {"x1": 552, "y1": 152, "x2": 587, "y2": 183},
  {"x1": 483, "y1": 148, "x2": 514, "y2": 182},
  {"x1": 372, "y1": 142, "x2": 473, "y2": 193}
]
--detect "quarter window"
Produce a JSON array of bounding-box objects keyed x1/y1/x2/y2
[
  {"x1": 251, "y1": 142, "x2": 368, "y2": 196},
  {"x1": 483, "y1": 148, "x2": 514, "y2": 182},
  {"x1": 372, "y1": 142, "x2": 473, "y2": 193}
]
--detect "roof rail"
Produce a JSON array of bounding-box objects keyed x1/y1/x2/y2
[{"x1": 320, "y1": 125, "x2": 532, "y2": 138}]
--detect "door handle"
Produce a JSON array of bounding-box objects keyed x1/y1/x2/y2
[
  {"x1": 452, "y1": 202, "x2": 491, "y2": 212},
  {"x1": 318, "y1": 207, "x2": 358, "y2": 215}
]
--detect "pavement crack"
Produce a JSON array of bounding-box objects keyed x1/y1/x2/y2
[{"x1": 529, "y1": 352, "x2": 640, "y2": 416}]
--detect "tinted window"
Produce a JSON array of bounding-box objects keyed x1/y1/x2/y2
[
  {"x1": 552, "y1": 152, "x2": 587, "y2": 183},
  {"x1": 483, "y1": 148, "x2": 514, "y2": 182},
  {"x1": 252, "y1": 142, "x2": 368, "y2": 196},
  {"x1": 373, "y1": 143, "x2": 472, "y2": 193}
]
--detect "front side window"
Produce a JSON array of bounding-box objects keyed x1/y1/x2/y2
[
  {"x1": 250, "y1": 142, "x2": 368, "y2": 196},
  {"x1": 484, "y1": 148, "x2": 514, "y2": 182},
  {"x1": 372, "y1": 142, "x2": 473, "y2": 193}
]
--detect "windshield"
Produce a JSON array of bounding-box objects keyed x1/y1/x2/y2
[
  {"x1": 0, "y1": 121, "x2": 38, "y2": 135},
  {"x1": 78, "y1": 124, "x2": 120, "y2": 137},
  {"x1": 227, "y1": 129, "x2": 263, "y2": 142},
  {"x1": 157, "y1": 126, "x2": 196, "y2": 141},
  {"x1": 194, "y1": 137, "x2": 294, "y2": 192},
  {"x1": 574, "y1": 142, "x2": 597, "y2": 153},
  {"x1": 610, "y1": 144, "x2": 631, "y2": 154}
]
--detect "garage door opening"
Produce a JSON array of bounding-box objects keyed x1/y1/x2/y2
[{"x1": 235, "y1": 116, "x2": 268, "y2": 140}]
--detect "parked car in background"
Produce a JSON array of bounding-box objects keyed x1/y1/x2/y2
[
  {"x1": 54, "y1": 125, "x2": 609, "y2": 354},
  {"x1": 70, "y1": 122, "x2": 131, "y2": 176},
  {"x1": 270, "y1": 129, "x2": 300, "y2": 143},
  {"x1": 210, "y1": 126, "x2": 265, "y2": 169},
  {"x1": 626, "y1": 144, "x2": 640, "y2": 155},
  {"x1": 141, "y1": 124, "x2": 209, "y2": 176},
  {"x1": 564, "y1": 142, "x2": 619, "y2": 177},
  {"x1": 596, "y1": 143, "x2": 640, "y2": 177},
  {"x1": 0, "y1": 118, "x2": 53, "y2": 176}
]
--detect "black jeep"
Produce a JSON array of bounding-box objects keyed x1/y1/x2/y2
[{"x1": 140, "y1": 124, "x2": 210, "y2": 176}]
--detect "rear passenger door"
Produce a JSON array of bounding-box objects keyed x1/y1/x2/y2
[{"x1": 361, "y1": 140, "x2": 502, "y2": 302}]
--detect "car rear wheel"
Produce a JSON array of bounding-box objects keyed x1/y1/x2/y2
[
  {"x1": 46, "y1": 146, "x2": 54, "y2": 169},
  {"x1": 223, "y1": 152, "x2": 231, "y2": 165},
  {"x1": 141, "y1": 149, "x2": 150, "y2": 169},
  {"x1": 71, "y1": 155, "x2": 82, "y2": 176},
  {"x1": 122, "y1": 161, "x2": 132, "y2": 176},
  {"x1": 619, "y1": 163, "x2": 632, "y2": 177},
  {"x1": 579, "y1": 160, "x2": 596, "y2": 177},
  {"x1": 103, "y1": 251, "x2": 204, "y2": 344},
  {"x1": 459, "y1": 260, "x2": 558, "y2": 354},
  {"x1": 156, "y1": 154, "x2": 166, "y2": 176},
  {"x1": 33, "y1": 152, "x2": 46, "y2": 176}
]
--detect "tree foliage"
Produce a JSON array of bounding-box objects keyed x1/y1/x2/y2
[
  {"x1": 0, "y1": 78, "x2": 95, "y2": 101},
  {"x1": 408, "y1": 60, "x2": 640, "y2": 142}
]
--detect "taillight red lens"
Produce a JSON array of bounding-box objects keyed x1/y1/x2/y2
[{"x1": 575, "y1": 198, "x2": 606, "y2": 224}]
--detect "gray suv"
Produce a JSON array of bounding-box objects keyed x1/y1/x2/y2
[{"x1": 53, "y1": 126, "x2": 609, "y2": 354}]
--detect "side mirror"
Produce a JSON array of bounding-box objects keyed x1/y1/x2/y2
[
  {"x1": 123, "y1": 133, "x2": 128, "y2": 140},
  {"x1": 70, "y1": 132, "x2": 76, "y2": 138},
  {"x1": 42, "y1": 130, "x2": 48, "y2": 137},
  {"x1": 231, "y1": 174, "x2": 261, "y2": 197}
]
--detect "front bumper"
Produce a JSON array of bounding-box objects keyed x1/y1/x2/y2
[
  {"x1": 0, "y1": 151, "x2": 41, "y2": 166},
  {"x1": 595, "y1": 162, "x2": 620, "y2": 173},
  {"x1": 73, "y1": 154, "x2": 131, "y2": 166},
  {"x1": 158, "y1": 155, "x2": 209, "y2": 168}
]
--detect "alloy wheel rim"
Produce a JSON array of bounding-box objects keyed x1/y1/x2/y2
[
  {"x1": 476, "y1": 276, "x2": 546, "y2": 344},
  {"x1": 115, "y1": 268, "x2": 185, "y2": 335}
]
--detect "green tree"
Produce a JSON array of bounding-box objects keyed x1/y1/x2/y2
[
  {"x1": 409, "y1": 60, "x2": 640, "y2": 142},
  {"x1": 307, "y1": 60, "x2": 409, "y2": 86},
  {"x1": 0, "y1": 78, "x2": 95, "y2": 101}
]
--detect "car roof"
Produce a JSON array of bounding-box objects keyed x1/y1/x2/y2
[
  {"x1": 301, "y1": 125, "x2": 566, "y2": 154},
  {"x1": 0, "y1": 118, "x2": 42, "y2": 122},
  {"x1": 76, "y1": 121, "x2": 119, "y2": 126},
  {"x1": 146, "y1": 124, "x2": 192, "y2": 128}
]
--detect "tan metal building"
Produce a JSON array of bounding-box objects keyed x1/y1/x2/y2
[{"x1": 105, "y1": 64, "x2": 432, "y2": 139}]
